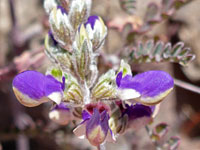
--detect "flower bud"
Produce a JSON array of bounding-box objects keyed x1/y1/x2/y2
[
  {"x1": 69, "y1": 0, "x2": 92, "y2": 30},
  {"x1": 44, "y1": 0, "x2": 58, "y2": 14},
  {"x1": 44, "y1": 31, "x2": 73, "y2": 71},
  {"x1": 49, "y1": 6, "x2": 73, "y2": 50},
  {"x1": 85, "y1": 16, "x2": 107, "y2": 51},
  {"x1": 49, "y1": 102, "x2": 72, "y2": 125}
]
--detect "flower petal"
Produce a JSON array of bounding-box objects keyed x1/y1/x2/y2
[
  {"x1": 49, "y1": 102, "x2": 71, "y2": 125},
  {"x1": 73, "y1": 121, "x2": 87, "y2": 138},
  {"x1": 13, "y1": 71, "x2": 63, "y2": 107},
  {"x1": 124, "y1": 104, "x2": 153, "y2": 130},
  {"x1": 86, "y1": 109, "x2": 109, "y2": 146},
  {"x1": 117, "y1": 70, "x2": 174, "y2": 105}
]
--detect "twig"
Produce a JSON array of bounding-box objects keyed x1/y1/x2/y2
[{"x1": 174, "y1": 78, "x2": 200, "y2": 94}]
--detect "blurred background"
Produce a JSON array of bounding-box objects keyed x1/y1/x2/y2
[{"x1": 0, "y1": 0, "x2": 200, "y2": 149}]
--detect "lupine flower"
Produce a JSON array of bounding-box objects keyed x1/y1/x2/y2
[
  {"x1": 116, "y1": 61, "x2": 174, "y2": 106},
  {"x1": 12, "y1": 0, "x2": 176, "y2": 148},
  {"x1": 13, "y1": 70, "x2": 65, "y2": 107},
  {"x1": 49, "y1": 102, "x2": 73, "y2": 125},
  {"x1": 85, "y1": 15, "x2": 107, "y2": 50},
  {"x1": 74, "y1": 108, "x2": 115, "y2": 146}
]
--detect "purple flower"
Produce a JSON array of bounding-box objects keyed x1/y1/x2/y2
[
  {"x1": 116, "y1": 70, "x2": 174, "y2": 105},
  {"x1": 13, "y1": 70, "x2": 65, "y2": 107},
  {"x1": 73, "y1": 109, "x2": 115, "y2": 146}
]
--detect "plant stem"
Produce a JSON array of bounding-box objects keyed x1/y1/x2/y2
[
  {"x1": 97, "y1": 143, "x2": 106, "y2": 150},
  {"x1": 145, "y1": 125, "x2": 162, "y2": 150},
  {"x1": 174, "y1": 78, "x2": 200, "y2": 94}
]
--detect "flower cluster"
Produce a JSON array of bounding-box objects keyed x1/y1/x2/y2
[{"x1": 12, "y1": 0, "x2": 174, "y2": 148}]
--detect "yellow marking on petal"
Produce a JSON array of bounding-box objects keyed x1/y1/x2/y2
[
  {"x1": 13, "y1": 87, "x2": 48, "y2": 107},
  {"x1": 136, "y1": 88, "x2": 173, "y2": 106},
  {"x1": 88, "y1": 126, "x2": 106, "y2": 146}
]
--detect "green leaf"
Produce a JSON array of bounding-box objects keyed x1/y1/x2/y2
[
  {"x1": 144, "y1": 3, "x2": 160, "y2": 23},
  {"x1": 129, "y1": 40, "x2": 195, "y2": 66}
]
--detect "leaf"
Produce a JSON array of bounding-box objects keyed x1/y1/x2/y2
[
  {"x1": 119, "y1": 0, "x2": 136, "y2": 14},
  {"x1": 144, "y1": 3, "x2": 161, "y2": 23},
  {"x1": 129, "y1": 40, "x2": 195, "y2": 66},
  {"x1": 63, "y1": 75, "x2": 83, "y2": 104},
  {"x1": 44, "y1": 34, "x2": 73, "y2": 72},
  {"x1": 166, "y1": 136, "x2": 180, "y2": 150},
  {"x1": 161, "y1": 0, "x2": 175, "y2": 17},
  {"x1": 91, "y1": 70, "x2": 117, "y2": 101},
  {"x1": 153, "y1": 123, "x2": 169, "y2": 139}
]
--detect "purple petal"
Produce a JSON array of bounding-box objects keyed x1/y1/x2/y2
[
  {"x1": 116, "y1": 71, "x2": 122, "y2": 87},
  {"x1": 100, "y1": 110, "x2": 109, "y2": 136},
  {"x1": 124, "y1": 104, "x2": 152, "y2": 120},
  {"x1": 85, "y1": 15, "x2": 99, "y2": 29},
  {"x1": 124, "y1": 104, "x2": 153, "y2": 130},
  {"x1": 86, "y1": 109, "x2": 110, "y2": 146},
  {"x1": 57, "y1": 5, "x2": 67, "y2": 14},
  {"x1": 45, "y1": 75, "x2": 64, "y2": 96},
  {"x1": 82, "y1": 110, "x2": 91, "y2": 120},
  {"x1": 117, "y1": 70, "x2": 174, "y2": 105},
  {"x1": 86, "y1": 109, "x2": 100, "y2": 134},
  {"x1": 52, "y1": 102, "x2": 69, "y2": 111},
  {"x1": 13, "y1": 71, "x2": 63, "y2": 106}
]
